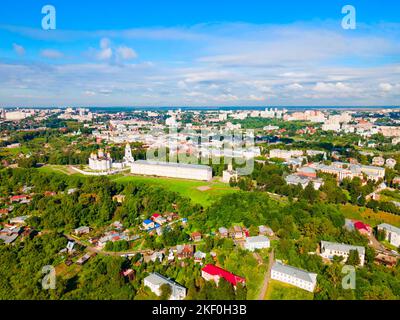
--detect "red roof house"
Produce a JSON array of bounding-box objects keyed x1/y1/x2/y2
[
  {"x1": 191, "y1": 232, "x2": 202, "y2": 242},
  {"x1": 354, "y1": 221, "x2": 371, "y2": 235},
  {"x1": 10, "y1": 195, "x2": 28, "y2": 202},
  {"x1": 151, "y1": 213, "x2": 161, "y2": 220},
  {"x1": 201, "y1": 264, "x2": 245, "y2": 287}
]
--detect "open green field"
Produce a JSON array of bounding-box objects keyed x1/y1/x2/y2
[
  {"x1": 111, "y1": 174, "x2": 238, "y2": 207},
  {"x1": 340, "y1": 203, "x2": 400, "y2": 228},
  {"x1": 265, "y1": 280, "x2": 314, "y2": 300},
  {"x1": 37, "y1": 165, "x2": 238, "y2": 207}
]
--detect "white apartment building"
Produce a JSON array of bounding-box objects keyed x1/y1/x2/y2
[
  {"x1": 144, "y1": 273, "x2": 186, "y2": 300},
  {"x1": 131, "y1": 160, "x2": 212, "y2": 181},
  {"x1": 244, "y1": 236, "x2": 270, "y2": 252},
  {"x1": 285, "y1": 174, "x2": 324, "y2": 190},
  {"x1": 310, "y1": 162, "x2": 385, "y2": 182},
  {"x1": 271, "y1": 262, "x2": 317, "y2": 292},
  {"x1": 269, "y1": 149, "x2": 304, "y2": 160},
  {"x1": 377, "y1": 223, "x2": 400, "y2": 248},
  {"x1": 320, "y1": 241, "x2": 365, "y2": 266}
]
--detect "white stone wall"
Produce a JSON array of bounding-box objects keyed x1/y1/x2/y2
[
  {"x1": 131, "y1": 162, "x2": 212, "y2": 181},
  {"x1": 271, "y1": 270, "x2": 315, "y2": 292}
]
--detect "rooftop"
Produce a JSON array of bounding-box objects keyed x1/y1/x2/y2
[
  {"x1": 133, "y1": 160, "x2": 212, "y2": 171},
  {"x1": 272, "y1": 262, "x2": 317, "y2": 284},
  {"x1": 378, "y1": 223, "x2": 400, "y2": 235},
  {"x1": 321, "y1": 241, "x2": 365, "y2": 255}
]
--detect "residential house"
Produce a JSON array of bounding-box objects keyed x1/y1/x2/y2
[
  {"x1": 392, "y1": 176, "x2": 400, "y2": 185},
  {"x1": 176, "y1": 244, "x2": 194, "y2": 260},
  {"x1": 143, "y1": 219, "x2": 155, "y2": 230},
  {"x1": 259, "y1": 225, "x2": 274, "y2": 236},
  {"x1": 9, "y1": 216, "x2": 29, "y2": 225},
  {"x1": 112, "y1": 194, "x2": 126, "y2": 203},
  {"x1": 344, "y1": 219, "x2": 355, "y2": 232},
  {"x1": 74, "y1": 226, "x2": 90, "y2": 236},
  {"x1": 144, "y1": 273, "x2": 186, "y2": 300},
  {"x1": 167, "y1": 249, "x2": 175, "y2": 261},
  {"x1": 165, "y1": 212, "x2": 179, "y2": 222},
  {"x1": 201, "y1": 264, "x2": 245, "y2": 288},
  {"x1": 152, "y1": 213, "x2": 167, "y2": 225},
  {"x1": 76, "y1": 253, "x2": 91, "y2": 265},
  {"x1": 111, "y1": 221, "x2": 124, "y2": 230},
  {"x1": 194, "y1": 251, "x2": 206, "y2": 264},
  {"x1": 218, "y1": 227, "x2": 228, "y2": 238},
  {"x1": 230, "y1": 226, "x2": 246, "y2": 240},
  {"x1": 374, "y1": 253, "x2": 397, "y2": 268},
  {"x1": 150, "y1": 251, "x2": 164, "y2": 263},
  {"x1": 353, "y1": 221, "x2": 372, "y2": 236},
  {"x1": 67, "y1": 188, "x2": 77, "y2": 195},
  {"x1": 386, "y1": 158, "x2": 397, "y2": 169},
  {"x1": 244, "y1": 236, "x2": 270, "y2": 252},
  {"x1": 10, "y1": 195, "x2": 29, "y2": 203},
  {"x1": 320, "y1": 241, "x2": 365, "y2": 266},
  {"x1": 191, "y1": 232, "x2": 202, "y2": 242},
  {"x1": 377, "y1": 223, "x2": 400, "y2": 247},
  {"x1": 122, "y1": 269, "x2": 135, "y2": 281},
  {"x1": 372, "y1": 156, "x2": 385, "y2": 166},
  {"x1": 271, "y1": 261, "x2": 317, "y2": 292},
  {"x1": 0, "y1": 226, "x2": 22, "y2": 244}
]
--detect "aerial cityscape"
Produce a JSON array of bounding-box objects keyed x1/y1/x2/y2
[{"x1": 0, "y1": 0, "x2": 400, "y2": 306}]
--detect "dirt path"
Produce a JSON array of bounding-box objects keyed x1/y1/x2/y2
[{"x1": 258, "y1": 249, "x2": 274, "y2": 300}]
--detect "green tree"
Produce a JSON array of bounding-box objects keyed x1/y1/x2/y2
[
  {"x1": 347, "y1": 250, "x2": 360, "y2": 266},
  {"x1": 160, "y1": 283, "x2": 172, "y2": 300}
]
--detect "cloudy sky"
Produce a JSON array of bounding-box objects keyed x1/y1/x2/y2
[{"x1": 0, "y1": 0, "x2": 399, "y2": 107}]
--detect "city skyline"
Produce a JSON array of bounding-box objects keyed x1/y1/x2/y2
[{"x1": 0, "y1": 0, "x2": 399, "y2": 107}]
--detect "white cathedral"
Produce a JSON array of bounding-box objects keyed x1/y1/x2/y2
[{"x1": 88, "y1": 144, "x2": 135, "y2": 172}]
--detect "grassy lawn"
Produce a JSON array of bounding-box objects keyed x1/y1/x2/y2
[
  {"x1": 111, "y1": 174, "x2": 238, "y2": 207},
  {"x1": 265, "y1": 280, "x2": 314, "y2": 300},
  {"x1": 340, "y1": 203, "x2": 400, "y2": 228},
  {"x1": 35, "y1": 165, "x2": 238, "y2": 207}
]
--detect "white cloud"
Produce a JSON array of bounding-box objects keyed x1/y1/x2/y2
[
  {"x1": 97, "y1": 47, "x2": 112, "y2": 60},
  {"x1": 116, "y1": 46, "x2": 138, "y2": 60},
  {"x1": 379, "y1": 83, "x2": 393, "y2": 92},
  {"x1": 2, "y1": 22, "x2": 400, "y2": 106},
  {"x1": 248, "y1": 94, "x2": 265, "y2": 101},
  {"x1": 100, "y1": 38, "x2": 111, "y2": 49},
  {"x1": 97, "y1": 38, "x2": 113, "y2": 61},
  {"x1": 83, "y1": 90, "x2": 96, "y2": 96},
  {"x1": 285, "y1": 83, "x2": 304, "y2": 91},
  {"x1": 40, "y1": 49, "x2": 64, "y2": 59},
  {"x1": 12, "y1": 43, "x2": 25, "y2": 56},
  {"x1": 313, "y1": 82, "x2": 352, "y2": 93}
]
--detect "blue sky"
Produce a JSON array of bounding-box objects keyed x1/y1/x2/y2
[{"x1": 0, "y1": 0, "x2": 399, "y2": 107}]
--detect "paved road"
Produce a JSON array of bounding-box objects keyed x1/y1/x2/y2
[{"x1": 258, "y1": 249, "x2": 274, "y2": 300}]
